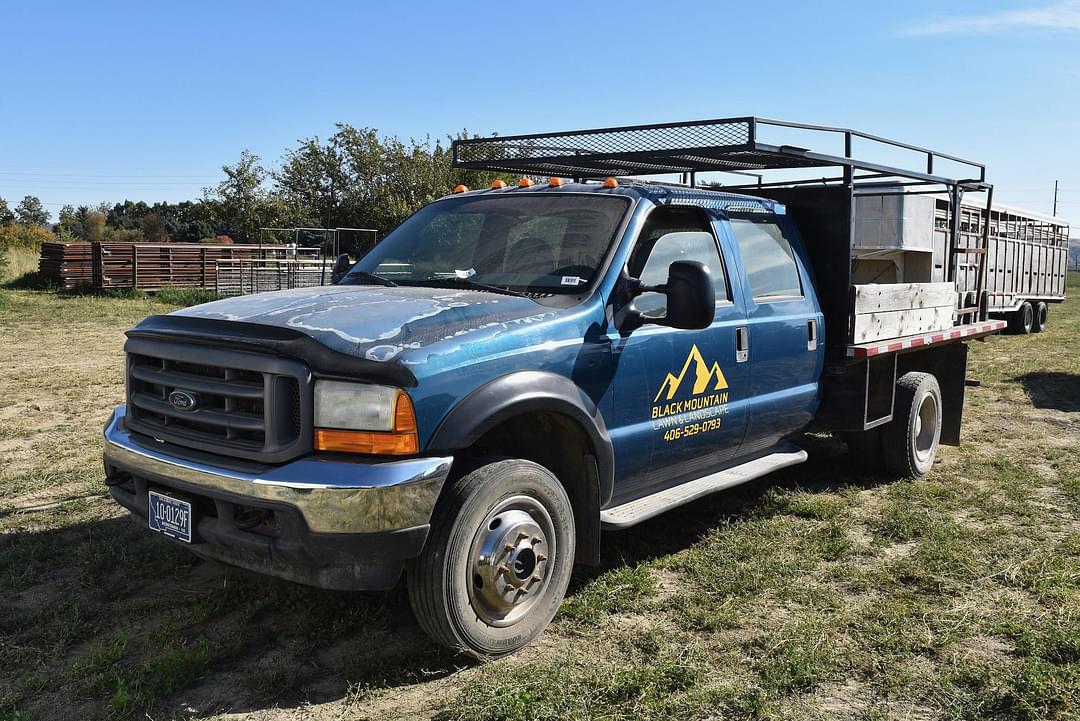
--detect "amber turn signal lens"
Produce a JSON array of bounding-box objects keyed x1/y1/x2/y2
[
  {"x1": 490, "y1": 179, "x2": 507, "y2": 189},
  {"x1": 548, "y1": 177, "x2": 564, "y2": 187},
  {"x1": 453, "y1": 184, "x2": 468, "y2": 193},
  {"x1": 314, "y1": 429, "x2": 418, "y2": 455},
  {"x1": 518, "y1": 177, "x2": 534, "y2": 187},
  {"x1": 602, "y1": 177, "x2": 618, "y2": 188},
  {"x1": 314, "y1": 391, "x2": 419, "y2": 455},
  {"x1": 393, "y1": 391, "x2": 417, "y2": 433}
]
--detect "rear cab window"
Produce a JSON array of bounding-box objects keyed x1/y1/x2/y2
[{"x1": 728, "y1": 214, "x2": 803, "y2": 301}]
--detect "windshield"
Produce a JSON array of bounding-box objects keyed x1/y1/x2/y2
[{"x1": 342, "y1": 194, "x2": 630, "y2": 294}]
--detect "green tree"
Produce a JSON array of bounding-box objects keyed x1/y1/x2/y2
[
  {"x1": 141, "y1": 212, "x2": 169, "y2": 243},
  {"x1": 15, "y1": 195, "x2": 49, "y2": 226},
  {"x1": 0, "y1": 196, "x2": 14, "y2": 226},
  {"x1": 57, "y1": 205, "x2": 81, "y2": 239},
  {"x1": 83, "y1": 211, "x2": 107, "y2": 241},
  {"x1": 204, "y1": 150, "x2": 280, "y2": 243},
  {"x1": 272, "y1": 125, "x2": 501, "y2": 236}
]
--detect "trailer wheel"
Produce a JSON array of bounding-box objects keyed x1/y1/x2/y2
[
  {"x1": 1010, "y1": 302, "x2": 1034, "y2": 334},
  {"x1": 840, "y1": 427, "x2": 884, "y2": 473},
  {"x1": 1032, "y1": 302, "x2": 1048, "y2": 333},
  {"x1": 882, "y1": 372, "x2": 942, "y2": 479},
  {"x1": 406, "y1": 458, "x2": 575, "y2": 658}
]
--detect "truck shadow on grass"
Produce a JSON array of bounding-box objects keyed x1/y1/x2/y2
[
  {"x1": 1, "y1": 433, "x2": 874, "y2": 720},
  {"x1": 1009, "y1": 371, "x2": 1080, "y2": 412},
  {"x1": 582, "y1": 432, "x2": 879, "y2": 578}
]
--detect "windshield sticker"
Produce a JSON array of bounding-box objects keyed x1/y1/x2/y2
[
  {"x1": 560, "y1": 276, "x2": 585, "y2": 286},
  {"x1": 455, "y1": 268, "x2": 477, "y2": 279},
  {"x1": 651, "y1": 344, "x2": 730, "y2": 443}
]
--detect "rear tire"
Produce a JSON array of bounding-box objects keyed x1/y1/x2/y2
[
  {"x1": 882, "y1": 372, "x2": 942, "y2": 479},
  {"x1": 1032, "y1": 302, "x2": 1048, "y2": 333},
  {"x1": 1010, "y1": 302, "x2": 1034, "y2": 334},
  {"x1": 406, "y1": 458, "x2": 575, "y2": 658}
]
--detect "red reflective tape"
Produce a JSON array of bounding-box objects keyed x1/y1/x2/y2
[
  {"x1": 888, "y1": 342, "x2": 904, "y2": 352},
  {"x1": 910, "y1": 337, "x2": 926, "y2": 347}
]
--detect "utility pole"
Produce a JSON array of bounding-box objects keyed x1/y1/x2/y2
[{"x1": 1053, "y1": 179, "x2": 1058, "y2": 217}]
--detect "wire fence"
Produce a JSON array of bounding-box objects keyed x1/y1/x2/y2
[{"x1": 215, "y1": 258, "x2": 338, "y2": 297}]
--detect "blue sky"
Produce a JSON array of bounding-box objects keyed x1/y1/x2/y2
[{"x1": 2, "y1": 0, "x2": 1078, "y2": 225}]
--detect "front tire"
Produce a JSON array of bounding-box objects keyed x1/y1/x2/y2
[
  {"x1": 883, "y1": 372, "x2": 942, "y2": 479},
  {"x1": 407, "y1": 458, "x2": 575, "y2": 658}
]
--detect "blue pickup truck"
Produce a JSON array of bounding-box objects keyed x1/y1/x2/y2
[{"x1": 103, "y1": 118, "x2": 1007, "y2": 656}]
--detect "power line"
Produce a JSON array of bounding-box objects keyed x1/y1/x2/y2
[{"x1": 0, "y1": 171, "x2": 217, "y2": 179}]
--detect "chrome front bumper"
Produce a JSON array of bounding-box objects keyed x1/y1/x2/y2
[{"x1": 103, "y1": 406, "x2": 452, "y2": 534}]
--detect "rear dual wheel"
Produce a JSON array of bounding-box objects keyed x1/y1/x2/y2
[
  {"x1": 1032, "y1": 302, "x2": 1048, "y2": 333},
  {"x1": 843, "y1": 371, "x2": 942, "y2": 479},
  {"x1": 1010, "y1": 302, "x2": 1035, "y2": 334},
  {"x1": 883, "y1": 372, "x2": 942, "y2": 479},
  {"x1": 407, "y1": 459, "x2": 575, "y2": 658}
]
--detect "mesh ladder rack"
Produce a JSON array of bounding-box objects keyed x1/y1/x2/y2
[{"x1": 452, "y1": 116, "x2": 990, "y2": 191}]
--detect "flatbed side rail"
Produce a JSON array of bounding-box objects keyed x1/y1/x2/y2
[{"x1": 847, "y1": 320, "x2": 1007, "y2": 358}]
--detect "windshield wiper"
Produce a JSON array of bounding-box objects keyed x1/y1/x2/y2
[
  {"x1": 416, "y1": 277, "x2": 528, "y2": 298},
  {"x1": 346, "y1": 271, "x2": 398, "y2": 287}
]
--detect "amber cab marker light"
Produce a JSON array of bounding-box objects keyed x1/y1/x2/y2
[
  {"x1": 602, "y1": 177, "x2": 619, "y2": 188},
  {"x1": 314, "y1": 391, "x2": 419, "y2": 455},
  {"x1": 518, "y1": 177, "x2": 534, "y2": 187},
  {"x1": 490, "y1": 179, "x2": 507, "y2": 189},
  {"x1": 453, "y1": 184, "x2": 469, "y2": 193},
  {"x1": 548, "y1": 177, "x2": 564, "y2": 187}
]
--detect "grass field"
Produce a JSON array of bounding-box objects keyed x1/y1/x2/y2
[{"x1": 2, "y1": 250, "x2": 1078, "y2": 721}]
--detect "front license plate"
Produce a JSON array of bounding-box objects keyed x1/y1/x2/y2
[{"x1": 148, "y1": 490, "x2": 193, "y2": 543}]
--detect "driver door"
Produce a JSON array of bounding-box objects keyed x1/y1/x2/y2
[{"x1": 605, "y1": 207, "x2": 749, "y2": 504}]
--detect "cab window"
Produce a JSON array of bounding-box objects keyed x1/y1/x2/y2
[
  {"x1": 729, "y1": 215, "x2": 803, "y2": 300},
  {"x1": 629, "y1": 207, "x2": 729, "y2": 317}
]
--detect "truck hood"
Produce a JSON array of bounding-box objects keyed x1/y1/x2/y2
[{"x1": 172, "y1": 285, "x2": 561, "y2": 364}]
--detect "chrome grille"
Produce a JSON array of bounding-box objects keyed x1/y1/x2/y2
[{"x1": 124, "y1": 338, "x2": 311, "y2": 463}]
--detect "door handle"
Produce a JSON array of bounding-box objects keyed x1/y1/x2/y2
[
  {"x1": 735, "y1": 327, "x2": 749, "y2": 363},
  {"x1": 807, "y1": 319, "x2": 818, "y2": 351}
]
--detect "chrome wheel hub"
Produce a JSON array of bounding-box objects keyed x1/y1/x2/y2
[
  {"x1": 467, "y1": 496, "x2": 554, "y2": 627},
  {"x1": 913, "y1": 393, "x2": 939, "y2": 463}
]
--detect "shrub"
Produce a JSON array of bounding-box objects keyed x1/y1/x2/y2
[
  {"x1": 155, "y1": 287, "x2": 219, "y2": 307},
  {"x1": 0, "y1": 224, "x2": 55, "y2": 250}
]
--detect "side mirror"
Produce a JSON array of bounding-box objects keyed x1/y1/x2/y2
[
  {"x1": 330, "y1": 254, "x2": 352, "y2": 284},
  {"x1": 657, "y1": 260, "x2": 715, "y2": 329},
  {"x1": 618, "y1": 260, "x2": 715, "y2": 332}
]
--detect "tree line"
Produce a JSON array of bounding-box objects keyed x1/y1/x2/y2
[{"x1": 0, "y1": 125, "x2": 500, "y2": 249}]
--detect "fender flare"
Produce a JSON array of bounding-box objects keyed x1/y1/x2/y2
[{"x1": 426, "y1": 371, "x2": 615, "y2": 506}]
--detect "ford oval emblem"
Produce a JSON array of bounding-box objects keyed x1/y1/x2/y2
[{"x1": 168, "y1": 389, "x2": 199, "y2": 411}]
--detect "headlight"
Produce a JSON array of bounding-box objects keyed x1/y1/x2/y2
[
  {"x1": 315, "y1": 380, "x2": 398, "y2": 431},
  {"x1": 313, "y1": 381, "x2": 418, "y2": 455}
]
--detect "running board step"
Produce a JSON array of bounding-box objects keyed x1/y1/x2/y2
[{"x1": 599, "y1": 446, "x2": 808, "y2": 529}]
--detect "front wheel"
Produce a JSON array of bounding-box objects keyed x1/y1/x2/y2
[
  {"x1": 406, "y1": 458, "x2": 575, "y2": 658},
  {"x1": 883, "y1": 372, "x2": 942, "y2": 479}
]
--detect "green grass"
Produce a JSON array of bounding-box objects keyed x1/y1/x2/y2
[{"x1": 0, "y1": 274, "x2": 1078, "y2": 720}]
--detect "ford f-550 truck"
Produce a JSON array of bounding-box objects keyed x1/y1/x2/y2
[{"x1": 103, "y1": 117, "x2": 1010, "y2": 657}]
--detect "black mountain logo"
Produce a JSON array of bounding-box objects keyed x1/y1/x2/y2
[{"x1": 653, "y1": 344, "x2": 729, "y2": 403}]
